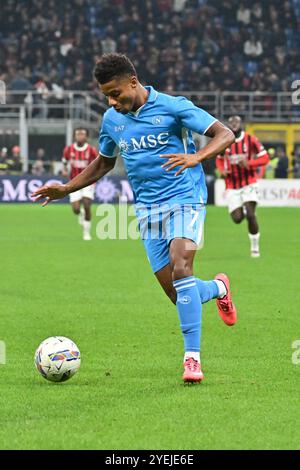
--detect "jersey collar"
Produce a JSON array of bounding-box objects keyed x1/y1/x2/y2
[
  {"x1": 145, "y1": 86, "x2": 158, "y2": 103},
  {"x1": 129, "y1": 86, "x2": 158, "y2": 116},
  {"x1": 73, "y1": 143, "x2": 88, "y2": 151}
]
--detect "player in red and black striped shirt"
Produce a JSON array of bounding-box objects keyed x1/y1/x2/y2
[
  {"x1": 62, "y1": 128, "x2": 98, "y2": 240},
  {"x1": 216, "y1": 116, "x2": 269, "y2": 257}
]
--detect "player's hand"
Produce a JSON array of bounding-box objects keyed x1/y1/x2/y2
[
  {"x1": 160, "y1": 153, "x2": 201, "y2": 176},
  {"x1": 220, "y1": 170, "x2": 231, "y2": 177},
  {"x1": 31, "y1": 183, "x2": 69, "y2": 206}
]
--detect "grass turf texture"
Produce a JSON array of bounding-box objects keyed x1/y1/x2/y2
[{"x1": 0, "y1": 203, "x2": 299, "y2": 450}]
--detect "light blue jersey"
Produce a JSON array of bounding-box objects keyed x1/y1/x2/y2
[
  {"x1": 99, "y1": 86, "x2": 217, "y2": 207},
  {"x1": 99, "y1": 86, "x2": 217, "y2": 273}
]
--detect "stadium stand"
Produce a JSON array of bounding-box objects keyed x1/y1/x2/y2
[
  {"x1": 1, "y1": 0, "x2": 300, "y2": 94},
  {"x1": 1, "y1": 0, "x2": 300, "y2": 177}
]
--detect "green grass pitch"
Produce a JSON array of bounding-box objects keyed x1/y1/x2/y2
[{"x1": 0, "y1": 203, "x2": 300, "y2": 450}]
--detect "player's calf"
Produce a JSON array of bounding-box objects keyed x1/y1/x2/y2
[{"x1": 71, "y1": 202, "x2": 81, "y2": 216}]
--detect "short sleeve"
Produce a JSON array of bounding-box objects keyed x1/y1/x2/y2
[
  {"x1": 99, "y1": 117, "x2": 117, "y2": 158},
  {"x1": 174, "y1": 96, "x2": 218, "y2": 135},
  {"x1": 250, "y1": 134, "x2": 267, "y2": 157}
]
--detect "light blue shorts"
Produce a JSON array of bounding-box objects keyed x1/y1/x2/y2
[{"x1": 136, "y1": 203, "x2": 206, "y2": 273}]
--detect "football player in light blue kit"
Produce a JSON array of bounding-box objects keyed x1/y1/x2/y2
[{"x1": 32, "y1": 54, "x2": 238, "y2": 383}]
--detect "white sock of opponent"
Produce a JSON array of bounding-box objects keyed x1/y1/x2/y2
[
  {"x1": 249, "y1": 232, "x2": 260, "y2": 253},
  {"x1": 78, "y1": 207, "x2": 85, "y2": 225},
  {"x1": 83, "y1": 220, "x2": 91, "y2": 238}
]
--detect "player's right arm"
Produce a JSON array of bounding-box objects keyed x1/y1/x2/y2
[
  {"x1": 32, "y1": 155, "x2": 116, "y2": 206},
  {"x1": 216, "y1": 154, "x2": 230, "y2": 177},
  {"x1": 32, "y1": 116, "x2": 117, "y2": 206}
]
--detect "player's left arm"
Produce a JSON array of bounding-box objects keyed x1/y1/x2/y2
[
  {"x1": 161, "y1": 98, "x2": 234, "y2": 176},
  {"x1": 247, "y1": 135, "x2": 270, "y2": 168},
  {"x1": 61, "y1": 146, "x2": 70, "y2": 177}
]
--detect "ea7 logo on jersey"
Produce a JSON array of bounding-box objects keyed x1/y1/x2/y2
[{"x1": 115, "y1": 125, "x2": 125, "y2": 132}]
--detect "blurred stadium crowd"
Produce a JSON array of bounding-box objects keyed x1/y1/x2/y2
[{"x1": 1, "y1": 0, "x2": 300, "y2": 94}]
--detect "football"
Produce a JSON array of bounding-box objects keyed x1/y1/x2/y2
[{"x1": 34, "y1": 336, "x2": 81, "y2": 382}]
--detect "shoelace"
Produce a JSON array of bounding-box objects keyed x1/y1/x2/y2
[
  {"x1": 218, "y1": 296, "x2": 232, "y2": 312},
  {"x1": 185, "y1": 358, "x2": 199, "y2": 371}
]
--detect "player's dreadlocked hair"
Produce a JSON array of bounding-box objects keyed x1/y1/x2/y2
[{"x1": 94, "y1": 53, "x2": 137, "y2": 84}]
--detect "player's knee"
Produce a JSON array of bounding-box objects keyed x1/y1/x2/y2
[
  {"x1": 72, "y1": 207, "x2": 80, "y2": 215},
  {"x1": 231, "y1": 213, "x2": 243, "y2": 224},
  {"x1": 171, "y1": 260, "x2": 192, "y2": 281}
]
